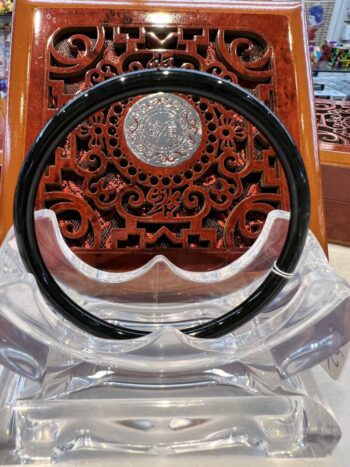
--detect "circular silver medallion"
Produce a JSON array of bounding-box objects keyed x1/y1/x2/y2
[{"x1": 124, "y1": 93, "x2": 202, "y2": 167}]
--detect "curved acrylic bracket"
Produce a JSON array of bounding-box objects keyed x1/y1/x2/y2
[{"x1": 0, "y1": 210, "x2": 348, "y2": 376}]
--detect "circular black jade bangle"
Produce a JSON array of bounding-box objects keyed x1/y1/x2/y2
[{"x1": 14, "y1": 68, "x2": 310, "y2": 340}]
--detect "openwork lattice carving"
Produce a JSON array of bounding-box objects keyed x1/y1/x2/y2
[
  {"x1": 36, "y1": 25, "x2": 289, "y2": 271},
  {"x1": 46, "y1": 27, "x2": 274, "y2": 108},
  {"x1": 315, "y1": 98, "x2": 350, "y2": 147}
]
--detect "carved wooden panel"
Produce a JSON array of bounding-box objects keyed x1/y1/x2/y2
[
  {"x1": 1, "y1": 2, "x2": 326, "y2": 268},
  {"x1": 316, "y1": 98, "x2": 350, "y2": 151},
  {"x1": 317, "y1": 98, "x2": 350, "y2": 247},
  {"x1": 34, "y1": 23, "x2": 289, "y2": 271}
]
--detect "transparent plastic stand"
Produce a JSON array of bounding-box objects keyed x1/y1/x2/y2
[{"x1": 0, "y1": 210, "x2": 349, "y2": 463}]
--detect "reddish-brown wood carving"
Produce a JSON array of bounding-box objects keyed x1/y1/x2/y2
[
  {"x1": 0, "y1": 2, "x2": 327, "y2": 269},
  {"x1": 316, "y1": 98, "x2": 350, "y2": 247},
  {"x1": 34, "y1": 25, "x2": 289, "y2": 271},
  {"x1": 315, "y1": 98, "x2": 350, "y2": 150}
]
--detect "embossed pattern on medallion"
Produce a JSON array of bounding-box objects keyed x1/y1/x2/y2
[
  {"x1": 124, "y1": 93, "x2": 202, "y2": 167},
  {"x1": 35, "y1": 24, "x2": 289, "y2": 271}
]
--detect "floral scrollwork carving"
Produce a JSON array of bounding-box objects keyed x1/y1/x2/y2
[{"x1": 49, "y1": 27, "x2": 106, "y2": 78}]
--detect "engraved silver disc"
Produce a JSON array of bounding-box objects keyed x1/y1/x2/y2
[{"x1": 124, "y1": 93, "x2": 202, "y2": 167}]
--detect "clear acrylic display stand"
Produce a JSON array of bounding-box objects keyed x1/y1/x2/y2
[{"x1": 0, "y1": 209, "x2": 349, "y2": 463}]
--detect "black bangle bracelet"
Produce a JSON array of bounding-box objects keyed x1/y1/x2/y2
[{"x1": 14, "y1": 68, "x2": 310, "y2": 340}]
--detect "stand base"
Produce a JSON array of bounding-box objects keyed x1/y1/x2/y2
[{"x1": 0, "y1": 372, "x2": 341, "y2": 463}]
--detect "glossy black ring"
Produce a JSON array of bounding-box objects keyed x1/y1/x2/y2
[{"x1": 14, "y1": 68, "x2": 310, "y2": 339}]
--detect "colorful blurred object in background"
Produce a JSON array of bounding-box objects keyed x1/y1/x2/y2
[
  {"x1": 308, "y1": 4, "x2": 325, "y2": 41},
  {"x1": 0, "y1": 0, "x2": 12, "y2": 15}
]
